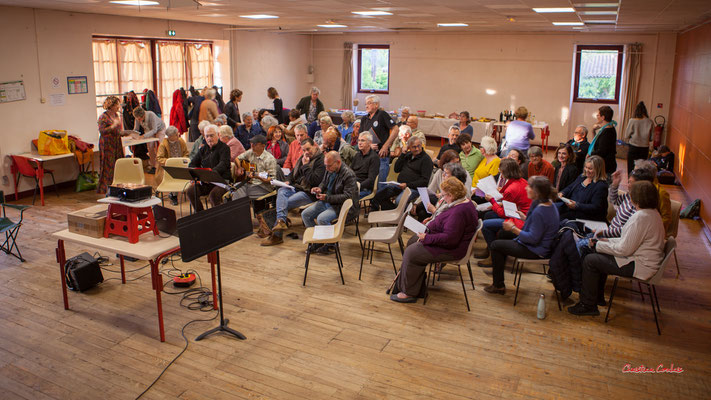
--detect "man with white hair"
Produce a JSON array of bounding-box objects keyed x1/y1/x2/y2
[
  {"x1": 188, "y1": 119, "x2": 212, "y2": 160},
  {"x1": 359, "y1": 94, "x2": 399, "y2": 184},
  {"x1": 295, "y1": 86, "x2": 325, "y2": 123},
  {"x1": 187, "y1": 124, "x2": 231, "y2": 212},
  {"x1": 218, "y1": 124, "x2": 245, "y2": 162},
  {"x1": 390, "y1": 124, "x2": 426, "y2": 158},
  {"x1": 371, "y1": 136, "x2": 433, "y2": 211},
  {"x1": 398, "y1": 107, "x2": 411, "y2": 126},
  {"x1": 350, "y1": 131, "x2": 380, "y2": 198}
]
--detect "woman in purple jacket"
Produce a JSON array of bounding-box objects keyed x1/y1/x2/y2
[{"x1": 390, "y1": 177, "x2": 479, "y2": 303}]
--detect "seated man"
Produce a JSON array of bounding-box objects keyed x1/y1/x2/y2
[
  {"x1": 261, "y1": 138, "x2": 326, "y2": 246},
  {"x1": 302, "y1": 151, "x2": 359, "y2": 253},
  {"x1": 371, "y1": 137, "x2": 433, "y2": 211},
  {"x1": 233, "y1": 135, "x2": 278, "y2": 236},
  {"x1": 405, "y1": 115, "x2": 426, "y2": 146},
  {"x1": 283, "y1": 109, "x2": 306, "y2": 140},
  {"x1": 188, "y1": 120, "x2": 211, "y2": 160},
  {"x1": 435, "y1": 125, "x2": 461, "y2": 164},
  {"x1": 187, "y1": 124, "x2": 231, "y2": 212},
  {"x1": 390, "y1": 121, "x2": 426, "y2": 158},
  {"x1": 322, "y1": 126, "x2": 357, "y2": 167},
  {"x1": 283, "y1": 124, "x2": 308, "y2": 170},
  {"x1": 350, "y1": 131, "x2": 380, "y2": 198},
  {"x1": 236, "y1": 112, "x2": 261, "y2": 150},
  {"x1": 650, "y1": 145, "x2": 675, "y2": 184}
]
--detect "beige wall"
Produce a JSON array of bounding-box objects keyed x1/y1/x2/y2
[
  {"x1": 312, "y1": 32, "x2": 676, "y2": 145},
  {"x1": 0, "y1": 6, "x2": 311, "y2": 194}
]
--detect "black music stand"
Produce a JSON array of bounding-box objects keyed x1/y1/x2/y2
[
  {"x1": 163, "y1": 166, "x2": 229, "y2": 214},
  {"x1": 177, "y1": 197, "x2": 253, "y2": 341}
]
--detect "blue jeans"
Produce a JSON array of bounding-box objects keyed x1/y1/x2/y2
[
  {"x1": 302, "y1": 201, "x2": 338, "y2": 228},
  {"x1": 378, "y1": 156, "x2": 390, "y2": 186},
  {"x1": 276, "y1": 187, "x2": 314, "y2": 222},
  {"x1": 359, "y1": 189, "x2": 372, "y2": 199},
  {"x1": 482, "y1": 218, "x2": 505, "y2": 245}
]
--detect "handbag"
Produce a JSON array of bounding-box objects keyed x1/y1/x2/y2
[
  {"x1": 38, "y1": 130, "x2": 71, "y2": 155},
  {"x1": 76, "y1": 171, "x2": 99, "y2": 192}
]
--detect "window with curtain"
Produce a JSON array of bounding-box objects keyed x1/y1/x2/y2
[
  {"x1": 118, "y1": 40, "x2": 153, "y2": 93},
  {"x1": 157, "y1": 42, "x2": 187, "y2": 124},
  {"x1": 186, "y1": 43, "x2": 213, "y2": 89},
  {"x1": 92, "y1": 39, "x2": 119, "y2": 111}
]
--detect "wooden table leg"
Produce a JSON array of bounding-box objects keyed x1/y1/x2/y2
[
  {"x1": 56, "y1": 239, "x2": 69, "y2": 310},
  {"x1": 119, "y1": 255, "x2": 126, "y2": 284}
]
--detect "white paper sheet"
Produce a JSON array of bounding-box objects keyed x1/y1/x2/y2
[
  {"x1": 404, "y1": 216, "x2": 427, "y2": 234},
  {"x1": 560, "y1": 196, "x2": 573, "y2": 205},
  {"x1": 417, "y1": 187, "x2": 432, "y2": 214},
  {"x1": 271, "y1": 179, "x2": 294, "y2": 190},
  {"x1": 312, "y1": 225, "x2": 335, "y2": 240},
  {"x1": 476, "y1": 175, "x2": 503, "y2": 200},
  {"x1": 502, "y1": 200, "x2": 520, "y2": 219},
  {"x1": 258, "y1": 172, "x2": 268, "y2": 179},
  {"x1": 281, "y1": 168, "x2": 291, "y2": 175},
  {"x1": 476, "y1": 202, "x2": 492, "y2": 212},
  {"x1": 577, "y1": 219, "x2": 608, "y2": 232},
  {"x1": 383, "y1": 181, "x2": 401, "y2": 186}
]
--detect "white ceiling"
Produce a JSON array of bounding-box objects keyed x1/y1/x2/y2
[{"x1": 1, "y1": 0, "x2": 710, "y2": 33}]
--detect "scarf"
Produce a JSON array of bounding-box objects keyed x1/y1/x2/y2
[
  {"x1": 268, "y1": 141, "x2": 281, "y2": 159},
  {"x1": 429, "y1": 197, "x2": 467, "y2": 222},
  {"x1": 588, "y1": 121, "x2": 616, "y2": 156}
]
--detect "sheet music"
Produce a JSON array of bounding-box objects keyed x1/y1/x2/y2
[
  {"x1": 383, "y1": 181, "x2": 401, "y2": 186},
  {"x1": 476, "y1": 175, "x2": 503, "y2": 200},
  {"x1": 271, "y1": 179, "x2": 295, "y2": 190},
  {"x1": 417, "y1": 187, "x2": 432, "y2": 214},
  {"x1": 404, "y1": 216, "x2": 427, "y2": 234},
  {"x1": 312, "y1": 225, "x2": 335, "y2": 240},
  {"x1": 577, "y1": 219, "x2": 608, "y2": 231},
  {"x1": 476, "y1": 202, "x2": 492, "y2": 212},
  {"x1": 502, "y1": 200, "x2": 520, "y2": 219},
  {"x1": 560, "y1": 196, "x2": 573, "y2": 205}
]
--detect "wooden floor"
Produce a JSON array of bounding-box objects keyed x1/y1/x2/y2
[{"x1": 1, "y1": 158, "x2": 711, "y2": 399}]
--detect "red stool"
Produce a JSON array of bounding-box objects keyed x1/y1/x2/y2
[{"x1": 103, "y1": 203, "x2": 159, "y2": 243}]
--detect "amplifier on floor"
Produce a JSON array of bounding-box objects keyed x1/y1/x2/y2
[{"x1": 65, "y1": 252, "x2": 103, "y2": 292}]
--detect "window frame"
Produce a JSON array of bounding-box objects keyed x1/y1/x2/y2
[
  {"x1": 357, "y1": 44, "x2": 390, "y2": 95},
  {"x1": 572, "y1": 44, "x2": 624, "y2": 104}
]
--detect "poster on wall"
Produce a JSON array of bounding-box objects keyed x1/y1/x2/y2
[
  {"x1": 0, "y1": 80, "x2": 27, "y2": 103},
  {"x1": 67, "y1": 76, "x2": 88, "y2": 94}
]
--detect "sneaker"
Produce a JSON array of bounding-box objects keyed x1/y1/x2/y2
[
  {"x1": 483, "y1": 284, "x2": 506, "y2": 295},
  {"x1": 567, "y1": 302, "x2": 600, "y2": 316},
  {"x1": 261, "y1": 234, "x2": 283, "y2": 246},
  {"x1": 273, "y1": 219, "x2": 288, "y2": 231}
]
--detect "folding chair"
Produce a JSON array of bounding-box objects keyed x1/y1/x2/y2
[{"x1": 0, "y1": 191, "x2": 31, "y2": 262}]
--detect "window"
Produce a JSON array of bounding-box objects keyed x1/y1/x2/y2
[
  {"x1": 573, "y1": 45, "x2": 623, "y2": 104},
  {"x1": 357, "y1": 45, "x2": 390, "y2": 94}
]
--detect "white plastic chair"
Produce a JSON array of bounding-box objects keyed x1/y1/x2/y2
[
  {"x1": 155, "y1": 157, "x2": 190, "y2": 215},
  {"x1": 111, "y1": 158, "x2": 145, "y2": 186},
  {"x1": 302, "y1": 199, "x2": 353, "y2": 286}
]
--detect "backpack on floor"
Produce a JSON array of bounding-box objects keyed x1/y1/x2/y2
[{"x1": 680, "y1": 199, "x2": 700, "y2": 219}]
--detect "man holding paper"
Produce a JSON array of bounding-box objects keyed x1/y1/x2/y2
[
  {"x1": 370, "y1": 137, "x2": 433, "y2": 211},
  {"x1": 261, "y1": 138, "x2": 325, "y2": 246}
]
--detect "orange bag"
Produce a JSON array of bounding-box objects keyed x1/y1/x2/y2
[{"x1": 38, "y1": 130, "x2": 70, "y2": 155}]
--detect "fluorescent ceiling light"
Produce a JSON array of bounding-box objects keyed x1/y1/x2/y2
[
  {"x1": 533, "y1": 7, "x2": 575, "y2": 13},
  {"x1": 110, "y1": 0, "x2": 159, "y2": 5},
  {"x1": 584, "y1": 20, "x2": 616, "y2": 24},
  {"x1": 485, "y1": 89, "x2": 497, "y2": 95},
  {"x1": 240, "y1": 14, "x2": 278, "y2": 19},
  {"x1": 573, "y1": 3, "x2": 618, "y2": 7},
  {"x1": 317, "y1": 24, "x2": 348, "y2": 28},
  {"x1": 552, "y1": 22, "x2": 584, "y2": 26},
  {"x1": 352, "y1": 11, "x2": 393, "y2": 16},
  {"x1": 579, "y1": 11, "x2": 617, "y2": 15},
  {"x1": 437, "y1": 23, "x2": 468, "y2": 27}
]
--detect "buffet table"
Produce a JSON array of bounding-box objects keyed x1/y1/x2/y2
[{"x1": 417, "y1": 117, "x2": 495, "y2": 143}]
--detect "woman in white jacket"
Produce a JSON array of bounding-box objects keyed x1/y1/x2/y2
[{"x1": 568, "y1": 180, "x2": 666, "y2": 316}]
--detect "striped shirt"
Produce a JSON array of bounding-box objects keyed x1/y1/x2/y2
[{"x1": 598, "y1": 184, "x2": 636, "y2": 238}]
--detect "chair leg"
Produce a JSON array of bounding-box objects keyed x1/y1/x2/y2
[
  {"x1": 638, "y1": 281, "x2": 645, "y2": 303},
  {"x1": 554, "y1": 288, "x2": 562, "y2": 311},
  {"x1": 605, "y1": 277, "x2": 619, "y2": 323},
  {"x1": 423, "y1": 264, "x2": 432, "y2": 305},
  {"x1": 32, "y1": 177, "x2": 39, "y2": 205},
  {"x1": 335, "y1": 244, "x2": 345, "y2": 285},
  {"x1": 398, "y1": 237, "x2": 404, "y2": 255},
  {"x1": 673, "y1": 251, "x2": 680, "y2": 278},
  {"x1": 303, "y1": 244, "x2": 312, "y2": 286},
  {"x1": 652, "y1": 284, "x2": 661, "y2": 313},
  {"x1": 648, "y1": 283, "x2": 661, "y2": 335},
  {"x1": 387, "y1": 243, "x2": 397, "y2": 274},
  {"x1": 359, "y1": 240, "x2": 367, "y2": 280},
  {"x1": 513, "y1": 263, "x2": 522, "y2": 306},
  {"x1": 48, "y1": 172, "x2": 59, "y2": 198},
  {"x1": 458, "y1": 266, "x2": 470, "y2": 312},
  {"x1": 467, "y1": 261, "x2": 475, "y2": 290}
]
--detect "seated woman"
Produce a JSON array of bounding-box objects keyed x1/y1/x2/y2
[
  {"x1": 475, "y1": 158, "x2": 532, "y2": 263},
  {"x1": 156, "y1": 126, "x2": 189, "y2": 204},
  {"x1": 568, "y1": 181, "x2": 665, "y2": 316},
  {"x1": 553, "y1": 144, "x2": 579, "y2": 192},
  {"x1": 484, "y1": 176, "x2": 559, "y2": 294},
  {"x1": 338, "y1": 110, "x2": 356, "y2": 141},
  {"x1": 471, "y1": 137, "x2": 501, "y2": 188},
  {"x1": 218, "y1": 124, "x2": 245, "y2": 163},
  {"x1": 557, "y1": 155, "x2": 609, "y2": 222},
  {"x1": 527, "y1": 146, "x2": 554, "y2": 182},
  {"x1": 456, "y1": 111, "x2": 474, "y2": 136},
  {"x1": 651, "y1": 145, "x2": 675, "y2": 185},
  {"x1": 266, "y1": 125, "x2": 289, "y2": 167},
  {"x1": 390, "y1": 177, "x2": 479, "y2": 303},
  {"x1": 505, "y1": 148, "x2": 528, "y2": 182},
  {"x1": 413, "y1": 159, "x2": 470, "y2": 221}
]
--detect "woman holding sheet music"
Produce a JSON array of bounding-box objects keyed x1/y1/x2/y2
[
  {"x1": 556, "y1": 155, "x2": 609, "y2": 222},
  {"x1": 390, "y1": 177, "x2": 478, "y2": 303},
  {"x1": 484, "y1": 176, "x2": 560, "y2": 295}
]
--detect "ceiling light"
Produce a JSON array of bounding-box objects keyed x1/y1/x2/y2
[
  {"x1": 573, "y1": 3, "x2": 618, "y2": 7},
  {"x1": 240, "y1": 14, "x2": 278, "y2": 19},
  {"x1": 485, "y1": 89, "x2": 497, "y2": 95},
  {"x1": 317, "y1": 24, "x2": 348, "y2": 28},
  {"x1": 352, "y1": 11, "x2": 393, "y2": 16},
  {"x1": 437, "y1": 23, "x2": 468, "y2": 27},
  {"x1": 552, "y1": 22, "x2": 584, "y2": 26},
  {"x1": 533, "y1": 8, "x2": 575, "y2": 13},
  {"x1": 110, "y1": 0, "x2": 159, "y2": 5},
  {"x1": 578, "y1": 11, "x2": 618, "y2": 15},
  {"x1": 584, "y1": 20, "x2": 616, "y2": 24}
]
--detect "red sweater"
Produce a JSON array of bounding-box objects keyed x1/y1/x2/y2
[
  {"x1": 489, "y1": 178, "x2": 532, "y2": 228},
  {"x1": 528, "y1": 159, "x2": 555, "y2": 182}
]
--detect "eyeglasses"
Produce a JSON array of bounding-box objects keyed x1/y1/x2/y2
[{"x1": 410, "y1": 144, "x2": 422, "y2": 149}]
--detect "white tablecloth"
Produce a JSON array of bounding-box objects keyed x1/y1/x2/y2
[{"x1": 417, "y1": 117, "x2": 495, "y2": 142}]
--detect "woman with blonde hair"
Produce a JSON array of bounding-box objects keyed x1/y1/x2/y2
[
  {"x1": 471, "y1": 136, "x2": 501, "y2": 187},
  {"x1": 557, "y1": 155, "x2": 609, "y2": 221}
]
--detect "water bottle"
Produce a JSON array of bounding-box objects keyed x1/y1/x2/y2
[{"x1": 537, "y1": 294, "x2": 546, "y2": 320}]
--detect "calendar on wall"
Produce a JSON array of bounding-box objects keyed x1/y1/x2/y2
[
  {"x1": 67, "y1": 76, "x2": 88, "y2": 94},
  {"x1": 0, "y1": 80, "x2": 26, "y2": 103}
]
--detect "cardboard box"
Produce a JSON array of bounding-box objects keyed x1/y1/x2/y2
[{"x1": 68, "y1": 205, "x2": 107, "y2": 238}]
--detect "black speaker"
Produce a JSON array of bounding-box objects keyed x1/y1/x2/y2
[{"x1": 65, "y1": 252, "x2": 103, "y2": 292}]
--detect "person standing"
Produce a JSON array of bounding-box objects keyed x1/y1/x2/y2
[
  {"x1": 265, "y1": 87, "x2": 284, "y2": 123},
  {"x1": 501, "y1": 106, "x2": 535, "y2": 156},
  {"x1": 295, "y1": 87, "x2": 325, "y2": 124},
  {"x1": 97, "y1": 96, "x2": 133, "y2": 194},
  {"x1": 589, "y1": 105, "x2": 618, "y2": 178},
  {"x1": 359, "y1": 94, "x2": 399, "y2": 185},
  {"x1": 224, "y1": 89, "x2": 243, "y2": 130},
  {"x1": 624, "y1": 101, "x2": 654, "y2": 174},
  {"x1": 132, "y1": 106, "x2": 166, "y2": 174},
  {"x1": 198, "y1": 88, "x2": 219, "y2": 124}
]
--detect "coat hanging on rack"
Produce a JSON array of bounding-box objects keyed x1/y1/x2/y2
[
  {"x1": 123, "y1": 91, "x2": 140, "y2": 130},
  {"x1": 170, "y1": 89, "x2": 188, "y2": 134},
  {"x1": 144, "y1": 89, "x2": 162, "y2": 117}
]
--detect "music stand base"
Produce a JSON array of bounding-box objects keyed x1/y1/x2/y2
[{"x1": 195, "y1": 319, "x2": 246, "y2": 341}]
